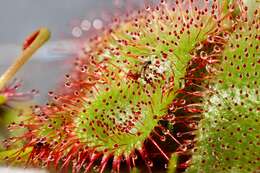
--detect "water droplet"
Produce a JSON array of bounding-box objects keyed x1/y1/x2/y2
[
  {"x1": 177, "y1": 132, "x2": 182, "y2": 137},
  {"x1": 42, "y1": 162, "x2": 48, "y2": 168},
  {"x1": 160, "y1": 0, "x2": 166, "y2": 5},
  {"x1": 81, "y1": 19, "x2": 91, "y2": 31},
  {"x1": 190, "y1": 51, "x2": 197, "y2": 57},
  {"x1": 214, "y1": 45, "x2": 221, "y2": 53},
  {"x1": 228, "y1": 4, "x2": 234, "y2": 12},
  {"x1": 93, "y1": 165, "x2": 99, "y2": 172},
  {"x1": 147, "y1": 160, "x2": 154, "y2": 167},
  {"x1": 179, "y1": 99, "x2": 186, "y2": 105},
  {"x1": 223, "y1": 32, "x2": 230, "y2": 40},
  {"x1": 163, "y1": 129, "x2": 170, "y2": 135},
  {"x1": 184, "y1": 139, "x2": 193, "y2": 145},
  {"x1": 160, "y1": 135, "x2": 166, "y2": 142},
  {"x1": 132, "y1": 153, "x2": 138, "y2": 160},
  {"x1": 47, "y1": 155, "x2": 54, "y2": 161},
  {"x1": 84, "y1": 43, "x2": 91, "y2": 52},
  {"x1": 72, "y1": 26, "x2": 82, "y2": 38},
  {"x1": 146, "y1": 6, "x2": 151, "y2": 11},
  {"x1": 207, "y1": 36, "x2": 214, "y2": 43},
  {"x1": 93, "y1": 19, "x2": 103, "y2": 30},
  {"x1": 179, "y1": 145, "x2": 187, "y2": 152},
  {"x1": 188, "y1": 123, "x2": 197, "y2": 129},
  {"x1": 195, "y1": 42, "x2": 203, "y2": 50},
  {"x1": 200, "y1": 51, "x2": 208, "y2": 60}
]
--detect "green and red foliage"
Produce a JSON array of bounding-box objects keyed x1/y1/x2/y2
[{"x1": 1, "y1": 1, "x2": 259, "y2": 173}]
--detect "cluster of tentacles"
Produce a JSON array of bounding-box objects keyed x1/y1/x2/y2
[
  {"x1": 0, "y1": 80, "x2": 37, "y2": 107},
  {"x1": 2, "y1": 0, "x2": 259, "y2": 173}
]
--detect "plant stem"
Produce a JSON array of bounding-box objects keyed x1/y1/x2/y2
[{"x1": 0, "y1": 28, "x2": 50, "y2": 90}]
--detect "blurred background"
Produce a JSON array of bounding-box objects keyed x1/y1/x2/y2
[{"x1": 0, "y1": 0, "x2": 152, "y2": 103}]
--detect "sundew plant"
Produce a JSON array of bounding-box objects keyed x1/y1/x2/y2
[{"x1": 0, "y1": 0, "x2": 259, "y2": 173}]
